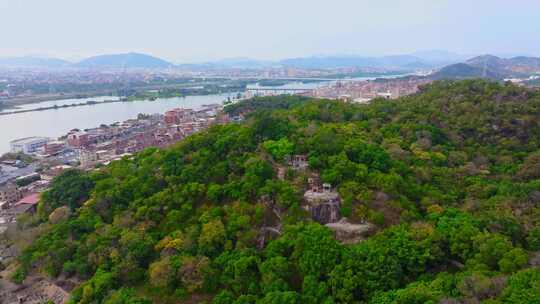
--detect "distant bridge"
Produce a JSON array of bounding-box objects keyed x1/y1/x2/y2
[
  {"x1": 245, "y1": 87, "x2": 314, "y2": 96},
  {"x1": 246, "y1": 87, "x2": 312, "y2": 92}
]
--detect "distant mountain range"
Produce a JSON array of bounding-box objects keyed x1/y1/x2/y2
[
  {"x1": 431, "y1": 55, "x2": 540, "y2": 80},
  {"x1": 0, "y1": 53, "x2": 174, "y2": 69},
  {"x1": 1, "y1": 52, "x2": 540, "y2": 79},
  {"x1": 181, "y1": 52, "x2": 469, "y2": 70},
  {"x1": 0, "y1": 56, "x2": 71, "y2": 68},
  {"x1": 275, "y1": 50, "x2": 473, "y2": 70},
  {"x1": 76, "y1": 52, "x2": 174, "y2": 69},
  {"x1": 0, "y1": 50, "x2": 471, "y2": 70},
  {"x1": 279, "y1": 55, "x2": 429, "y2": 69}
]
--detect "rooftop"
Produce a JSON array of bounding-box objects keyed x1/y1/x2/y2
[
  {"x1": 9, "y1": 136, "x2": 50, "y2": 144},
  {"x1": 16, "y1": 193, "x2": 40, "y2": 205}
]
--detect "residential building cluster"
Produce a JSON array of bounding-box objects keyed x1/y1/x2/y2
[
  {"x1": 0, "y1": 165, "x2": 71, "y2": 233},
  {"x1": 176, "y1": 66, "x2": 392, "y2": 79},
  {"x1": 0, "y1": 69, "x2": 170, "y2": 99},
  {"x1": 307, "y1": 77, "x2": 431, "y2": 102},
  {"x1": 72, "y1": 105, "x2": 225, "y2": 168},
  {"x1": 8, "y1": 104, "x2": 227, "y2": 169}
]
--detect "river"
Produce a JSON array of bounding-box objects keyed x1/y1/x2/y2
[{"x1": 0, "y1": 93, "x2": 237, "y2": 154}]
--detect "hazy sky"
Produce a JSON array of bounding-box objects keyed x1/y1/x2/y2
[{"x1": 1, "y1": 0, "x2": 538, "y2": 63}]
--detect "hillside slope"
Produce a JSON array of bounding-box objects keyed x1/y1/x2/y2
[
  {"x1": 0, "y1": 56, "x2": 71, "y2": 68},
  {"x1": 10, "y1": 80, "x2": 540, "y2": 303},
  {"x1": 77, "y1": 52, "x2": 173, "y2": 69},
  {"x1": 432, "y1": 55, "x2": 540, "y2": 80}
]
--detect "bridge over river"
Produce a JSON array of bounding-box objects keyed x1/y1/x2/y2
[{"x1": 245, "y1": 87, "x2": 313, "y2": 95}]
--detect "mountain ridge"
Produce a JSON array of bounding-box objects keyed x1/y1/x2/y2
[
  {"x1": 431, "y1": 54, "x2": 540, "y2": 80},
  {"x1": 76, "y1": 52, "x2": 174, "y2": 69},
  {"x1": 0, "y1": 56, "x2": 72, "y2": 68}
]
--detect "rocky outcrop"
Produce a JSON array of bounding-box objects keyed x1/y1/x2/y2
[
  {"x1": 257, "y1": 226, "x2": 282, "y2": 249},
  {"x1": 325, "y1": 218, "x2": 375, "y2": 244},
  {"x1": 0, "y1": 275, "x2": 69, "y2": 304},
  {"x1": 303, "y1": 177, "x2": 342, "y2": 224},
  {"x1": 0, "y1": 243, "x2": 19, "y2": 265},
  {"x1": 529, "y1": 191, "x2": 540, "y2": 204},
  {"x1": 309, "y1": 201, "x2": 341, "y2": 224}
]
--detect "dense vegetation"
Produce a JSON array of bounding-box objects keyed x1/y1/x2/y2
[{"x1": 14, "y1": 80, "x2": 540, "y2": 303}]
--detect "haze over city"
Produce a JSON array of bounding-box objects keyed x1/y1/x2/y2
[{"x1": 1, "y1": 0, "x2": 540, "y2": 62}]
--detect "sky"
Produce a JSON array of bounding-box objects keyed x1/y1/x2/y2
[{"x1": 0, "y1": 0, "x2": 539, "y2": 63}]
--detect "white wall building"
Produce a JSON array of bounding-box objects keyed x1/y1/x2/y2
[
  {"x1": 9, "y1": 136, "x2": 50, "y2": 154},
  {"x1": 79, "y1": 150, "x2": 98, "y2": 168}
]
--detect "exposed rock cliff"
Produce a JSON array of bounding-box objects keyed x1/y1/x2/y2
[{"x1": 325, "y1": 218, "x2": 375, "y2": 244}]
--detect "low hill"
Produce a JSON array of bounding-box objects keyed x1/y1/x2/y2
[
  {"x1": 432, "y1": 54, "x2": 540, "y2": 80},
  {"x1": 76, "y1": 52, "x2": 173, "y2": 69},
  {"x1": 0, "y1": 56, "x2": 71, "y2": 68},
  {"x1": 430, "y1": 62, "x2": 503, "y2": 79},
  {"x1": 278, "y1": 51, "x2": 471, "y2": 70},
  {"x1": 10, "y1": 80, "x2": 540, "y2": 303}
]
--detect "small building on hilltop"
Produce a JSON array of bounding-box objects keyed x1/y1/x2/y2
[{"x1": 288, "y1": 154, "x2": 309, "y2": 170}]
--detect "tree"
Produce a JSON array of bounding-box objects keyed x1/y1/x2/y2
[
  {"x1": 498, "y1": 248, "x2": 528, "y2": 273},
  {"x1": 433, "y1": 210, "x2": 481, "y2": 261},
  {"x1": 198, "y1": 219, "x2": 227, "y2": 255},
  {"x1": 259, "y1": 256, "x2": 292, "y2": 293},
  {"x1": 104, "y1": 288, "x2": 151, "y2": 304},
  {"x1": 257, "y1": 291, "x2": 300, "y2": 304},
  {"x1": 345, "y1": 139, "x2": 392, "y2": 172},
  {"x1": 70, "y1": 269, "x2": 116, "y2": 304},
  {"x1": 526, "y1": 227, "x2": 540, "y2": 251},
  {"x1": 215, "y1": 250, "x2": 261, "y2": 296},
  {"x1": 178, "y1": 255, "x2": 211, "y2": 293},
  {"x1": 516, "y1": 152, "x2": 540, "y2": 180},
  {"x1": 149, "y1": 256, "x2": 175, "y2": 289},
  {"x1": 39, "y1": 169, "x2": 95, "y2": 218},
  {"x1": 286, "y1": 224, "x2": 343, "y2": 279},
  {"x1": 500, "y1": 268, "x2": 540, "y2": 303},
  {"x1": 302, "y1": 275, "x2": 333, "y2": 304},
  {"x1": 263, "y1": 138, "x2": 294, "y2": 161},
  {"x1": 370, "y1": 281, "x2": 443, "y2": 304},
  {"x1": 470, "y1": 232, "x2": 513, "y2": 271}
]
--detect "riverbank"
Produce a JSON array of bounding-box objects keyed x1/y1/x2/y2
[
  {"x1": 0, "y1": 99, "x2": 121, "y2": 116},
  {"x1": 0, "y1": 89, "x2": 244, "y2": 116},
  {"x1": 0, "y1": 78, "x2": 248, "y2": 111},
  {"x1": 0, "y1": 92, "x2": 114, "y2": 108}
]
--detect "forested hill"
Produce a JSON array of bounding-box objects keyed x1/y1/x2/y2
[{"x1": 12, "y1": 80, "x2": 540, "y2": 303}]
